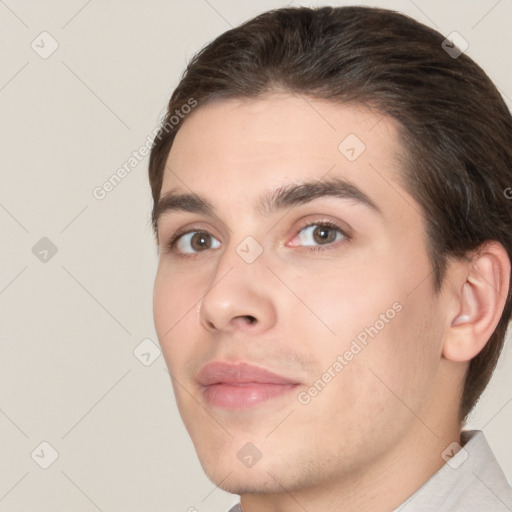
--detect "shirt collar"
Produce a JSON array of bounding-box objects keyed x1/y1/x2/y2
[{"x1": 392, "y1": 429, "x2": 512, "y2": 511}]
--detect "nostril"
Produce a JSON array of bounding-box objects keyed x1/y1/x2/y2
[{"x1": 244, "y1": 315, "x2": 257, "y2": 324}]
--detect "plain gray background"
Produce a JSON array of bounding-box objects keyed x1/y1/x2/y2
[{"x1": 1, "y1": 1, "x2": 511, "y2": 511}]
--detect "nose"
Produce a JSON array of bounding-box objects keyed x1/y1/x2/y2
[{"x1": 198, "y1": 248, "x2": 277, "y2": 335}]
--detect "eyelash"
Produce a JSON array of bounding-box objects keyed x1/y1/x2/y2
[{"x1": 164, "y1": 219, "x2": 351, "y2": 257}]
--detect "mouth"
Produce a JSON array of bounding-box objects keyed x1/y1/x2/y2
[
  {"x1": 202, "y1": 382, "x2": 299, "y2": 410},
  {"x1": 197, "y1": 361, "x2": 300, "y2": 410}
]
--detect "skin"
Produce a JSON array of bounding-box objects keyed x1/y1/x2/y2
[{"x1": 152, "y1": 93, "x2": 509, "y2": 512}]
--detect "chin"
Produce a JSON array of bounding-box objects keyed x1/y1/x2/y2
[{"x1": 202, "y1": 463, "x2": 285, "y2": 495}]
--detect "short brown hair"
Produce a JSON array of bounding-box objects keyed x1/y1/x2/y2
[{"x1": 148, "y1": 6, "x2": 512, "y2": 423}]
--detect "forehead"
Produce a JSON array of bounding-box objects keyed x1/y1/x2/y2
[
  {"x1": 161, "y1": 93, "x2": 415, "y2": 221},
  {"x1": 166, "y1": 93, "x2": 402, "y2": 174}
]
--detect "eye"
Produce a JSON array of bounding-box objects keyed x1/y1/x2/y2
[
  {"x1": 289, "y1": 220, "x2": 349, "y2": 250},
  {"x1": 165, "y1": 219, "x2": 350, "y2": 257},
  {"x1": 166, "y1": 230, "x2": 221, "y2": 255}
]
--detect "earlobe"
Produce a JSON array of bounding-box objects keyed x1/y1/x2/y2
[{"x1": 442, "y1": 242, "x2": 510, "y2": 363}]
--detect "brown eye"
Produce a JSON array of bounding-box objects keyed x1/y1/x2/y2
[
  {"x1": 190, "y1": 232, "x2": 212, "y2": 251},
  {"x1": 168, "y1": 230, "x2": 221, "y2": 255},
  {"x1": 295, "y1": 222, "x2": 346, "y2": 248},
  {"x1": 312, "y1": 225, "x2": 338, "y2": 244}
]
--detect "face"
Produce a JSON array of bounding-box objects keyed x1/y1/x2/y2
[{"x1": 153, "y1": 93, "x2": 451, "y2": 495}]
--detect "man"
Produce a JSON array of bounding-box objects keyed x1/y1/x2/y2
[{"x1": 148, "y1": 6, "x2": 512, "y2": 511}]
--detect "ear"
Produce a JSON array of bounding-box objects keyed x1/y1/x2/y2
[{"x1": 442, "y1": 241, "x2": 511, "y2": 363}]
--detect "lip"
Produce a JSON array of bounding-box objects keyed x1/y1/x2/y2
[
  {"x1": 197, "y1": 361, "x2": 300, "y2": 410},
  {"x1": 198, "y1": 361, "x2": 298, "y2": 386}
]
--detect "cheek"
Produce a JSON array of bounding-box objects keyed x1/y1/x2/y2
[
  {"x1": 152, "y1": 264, "x2": 201, "y2": 364},
  {"x1": 294, "y1": 252, "x2": 440, "y2": 405},
  {"x1": 153, "y1": 266, "x2": 178, "y2": 338},
  {"x1": 353, "y1": 282, "x2": 442, "y2": 417},
  {"x1": 153, "y1": 260, "x2": 206, "y2": 323},
  {"x1": 287, "y1": 259, "x2": 400, "y2": 343},
  {"x1": 297, "y1": 293, "x2": 440, "y2": 446}
]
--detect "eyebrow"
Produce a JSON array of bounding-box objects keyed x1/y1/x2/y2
[{"x1": 152, "y1": 176, "x2": 382, "y2": 234}]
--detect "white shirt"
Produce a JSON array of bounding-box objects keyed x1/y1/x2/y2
[{"x1": 226, "y1": 430, "x2": 512, "y2": 512}]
